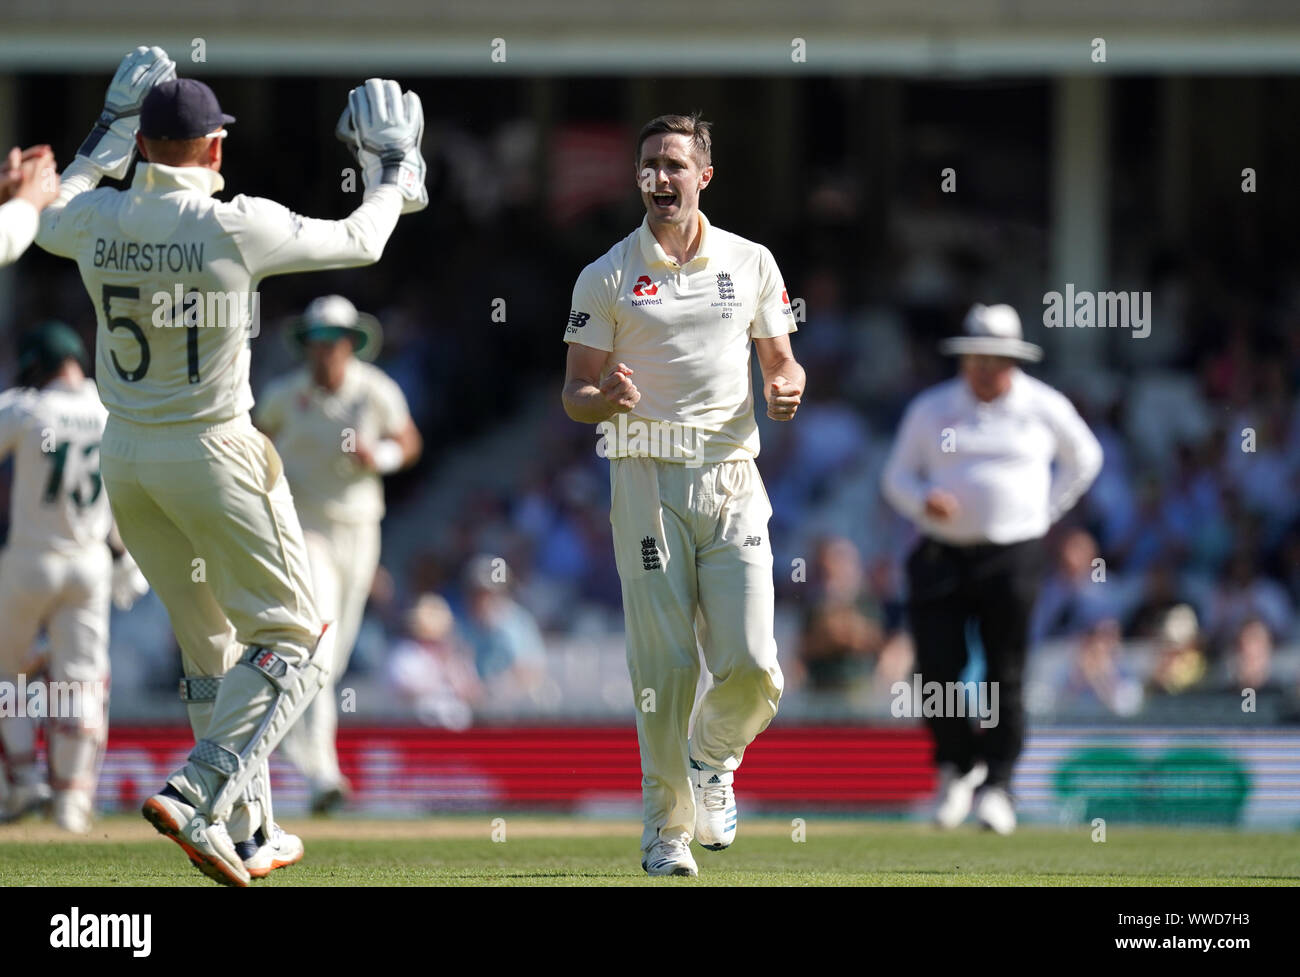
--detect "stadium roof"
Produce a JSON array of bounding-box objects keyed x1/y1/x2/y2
[{"x1": 3, "y1": 0, "x2": 1300, "y2": 73}]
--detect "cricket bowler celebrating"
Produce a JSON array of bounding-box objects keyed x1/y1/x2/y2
[
  {"x1": 0, "y1": 321, "x2": 149, "y2": 833},
  {"x1": 562, "y1": 113, "x2": 803, "y2": 877},
  {"x1": 257, "y1": 295, "x2": 421, "y2": 813},
  {"x1": 36, "y1": 46, "x2": 427, "y2": 885},
  {"x1": 0, "y1": 144, "x2": 59, "y2": 265}
]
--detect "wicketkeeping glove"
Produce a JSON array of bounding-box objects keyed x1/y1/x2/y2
[
  {"x1": 336, "y1": 78, "x2": 428, "y2": 214},
  {"x1": 77, "y1": 45, "x2": 176, "y2": 180}
]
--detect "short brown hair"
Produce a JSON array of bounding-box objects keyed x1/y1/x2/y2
[
  {"x1": 141, "y1": 136, "x2": 211, "y2": 167},
  {"x1": 636, "y1": 113, "x2": 712, "y2": 168}
]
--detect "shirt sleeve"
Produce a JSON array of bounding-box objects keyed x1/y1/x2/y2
[
  {"x1": 0, "y1": 393, "x2": 26, "y2": 462},
  {"x1": 372, "y1": 371, "x2": 413, "y2": 436},
  {"x1": 253, "y1": 379, "x2": 290, "y2": 437},
  {"x1": 750, "y1": 245, "x2": 796, "y2": 340},
  {"x1": 564, "y1": 259, "x2": 617, "y2": 352},
  {"x1": 221, "y1": 186, "x2": 403, "y2": 281},
  {"x1": 0, "y1": 199, "x2": 39, "y2": 267},
  {"x1": 34, "y1": 158, "x2": 105, "y2": 260},
  {"x1": 1045, "y1": 390, "x2": 1104, "y2": 522},
  {"x1": 880, "y1": 395, "x2": 933, "y2": 524}
]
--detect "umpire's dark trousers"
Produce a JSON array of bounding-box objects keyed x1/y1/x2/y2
[{"x1": 905, "y1": 535, "x2": 1045, "y2": 789}]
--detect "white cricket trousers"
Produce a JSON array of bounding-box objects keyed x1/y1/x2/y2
[
  {"x1": 278, "y1": 512, "x2": 380, "y2": 794},
  {"x1": 609, "y1": 456, "x2": 783, "y2": 853},
  {"x1": 100, "y1": 414, "x2": 322, "y2": 838},
  {"x1": 0, "y1": 544, "x2": 111, "y2": 810}
]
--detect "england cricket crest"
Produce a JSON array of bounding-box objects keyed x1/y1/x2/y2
[{"x1": 640, "y1": 535, "x2": 663, "y2": 572}]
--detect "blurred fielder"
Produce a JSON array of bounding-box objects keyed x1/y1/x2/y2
[
  {"x1": 0, "y1": 144, "x2": 59, "y2": 265},
  {"x1": 257, "y1": 295, "x2": 420, "y2": 813},
  {"x1": 562, "y1": 113, "x2": 802, "y2": 877},
  {"x1": 0, "y1": 321, "x2": 148, "y2": 833},
  {"x1": 882, "y1": 304, "x2": 1102, "y2": 834},
  {"x1": 36, "y1": 46, "x2": 427, "y2": 885}
]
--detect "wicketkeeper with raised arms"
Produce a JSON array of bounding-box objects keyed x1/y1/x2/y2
[
  {"x1": 35, "y1": 46, "x2": 428, "y2": 885},
  {"x1": 563, "y1": 113, "x2": 803, "y2": 877}
]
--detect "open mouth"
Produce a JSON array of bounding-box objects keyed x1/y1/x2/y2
[{"x1": 651, "y1": 191, "x2": 678, "y2": 208}]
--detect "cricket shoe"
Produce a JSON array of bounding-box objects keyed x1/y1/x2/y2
[
  {"x1": 642, "y1": 836, "x2": 698, "y2": 877},
  {"x1": 241, "y1": 823, "x2": 305, "y2": 879},
  {"x1": 52, "y1": 791, "x2": 93, "y2": 835},
  {"x1": 934, "y1": 761, "x2": 988, "y2": 829},
  {"x1": 141, "y1": 788, "x2": 250, "y2": 887},
  {"x1": 690, "y1": 759, "x2": 737, "y2": 850},
  {"x1": 310, "y1": 777, "x2": 352, "y2": 816},
  {"x1": 975, "y1": 786, "x2": 1017, "y2": 835},
  {"x1": 1, "y1": 781, "x2": 52, "y2": 823}
]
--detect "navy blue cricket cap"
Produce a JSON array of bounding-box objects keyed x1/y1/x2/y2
[
  {"x1": 18, "y1": 320, "x2": 87, "y2": 376},
  {"x1": 140, "y1": 78, "x2": 236, "y2": 140}
]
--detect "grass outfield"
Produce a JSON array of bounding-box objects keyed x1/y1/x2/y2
[{"x1": 1, "y1": 816, "x2": 1297, "y2": 886}]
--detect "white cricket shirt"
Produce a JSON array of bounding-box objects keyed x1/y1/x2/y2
[
  {"x1": 255, "y1": 359, "x2": 411, "y2": 524},
  {"x1": 566, "y1": 212, "x2": 795, "y2": 465},
  {"x1": 0, "y1": 198, "x2": 39, "y2": 267},
  {"x1": 0, "y1": 377, "x2": 111, "y2": 553},
  {"x1": 36, "y1": 160, "x2": 401, "y2": 427},
  {"x1": 881, "y1": 369, "x2": 1103, "y2": 545}
]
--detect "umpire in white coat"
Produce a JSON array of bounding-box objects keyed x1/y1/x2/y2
[{"x1": 881, "y1": 304, "x2": 1103, "y2": 834}]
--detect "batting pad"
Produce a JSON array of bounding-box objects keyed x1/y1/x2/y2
[
  {"x1": 180, "y1": 672, "x2": 271, "y2": 842},
  {"x1": 171, "y1": 624, "x2": 333, "y2": 823}
]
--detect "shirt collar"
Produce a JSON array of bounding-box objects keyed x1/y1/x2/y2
[
  {"x1": 308, "y1": 358, "x2": 360, "y2": 398},
  {"x1": 959, "y1": 366, "x2": 1024, "y2": 409},
  {"x1": 637, "y1": 211, "x2": 712, "y2": 268},
  {"x1": 132, "y1": 162, "x2": 225, "y2": 197}
]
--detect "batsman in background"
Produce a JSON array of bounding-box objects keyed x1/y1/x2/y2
[
  {"x1": 36, "y1": 46, "x2": 427, "y2": 885},
  {"x1": 257, "y1": 295, "x2": 420, "y2": 813},
  {"x1": 562, "y1": 113, "x2": 803, "y2": 877},
  {"x1": 0, "y1": 322, "x2": 148, "y2": 833}
]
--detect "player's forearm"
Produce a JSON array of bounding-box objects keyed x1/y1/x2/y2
[
  {"x1": 880, "y1": 459, "x2": 928, "y2": 522},
  {"x1": 395, "y1": 421, "x2": 422, "y2": 468},
  {"x1": 337, "y1": 186, "x2": 403, "y2": 265},
  {"x1": 1047, "y1": 429, "x2": 1103, "y2": 522},
  {"x1": 563, "y1": 380, "x2": 618, "y2": 424},
  {"x1": 1048, "y1": 464, "x2": 1098, "y2": 523},
  {"x1": 35, "y1": 158, "x2": 102, "y2": 255},
  {"x1": 0, "y1": 198, "x2": 39, "y2": 266},
  {"x1": 760, "y1": 355, "x2": 804, "y2": 393}
]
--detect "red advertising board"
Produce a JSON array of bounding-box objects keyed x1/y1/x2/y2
[{"x1": 93, "y1": 724, "x2": 937, "y2": 813}]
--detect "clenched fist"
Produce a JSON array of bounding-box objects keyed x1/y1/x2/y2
[
  {"x1": 765, "y1": 375, "x2": 801, "y2": 421},
  {"x1": 601, "y1": 362, "x2": 640, "y2": 413}
]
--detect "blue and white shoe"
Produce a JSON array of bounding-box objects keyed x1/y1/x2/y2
[
  {"x1": 642, "y1": 836, "x2": 698, "y2": 877},
  {"x1": 691, "y1": 759, "x2": 737, "y2": 851}
]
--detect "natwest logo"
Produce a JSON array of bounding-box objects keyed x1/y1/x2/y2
[{"x1": 632, "y1": 275, "x2": 658, "y2": 297}]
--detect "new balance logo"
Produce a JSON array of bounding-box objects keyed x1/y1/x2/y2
[
  {"x1": 566, "y1": 310, "x2": 591, "y2": 332},
  {"x1": 743, "y1": 536, "x2": 762, "y2": 547},
  {"x1": 641, "y1": 536, "x2": 662, "y2": 571}
]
